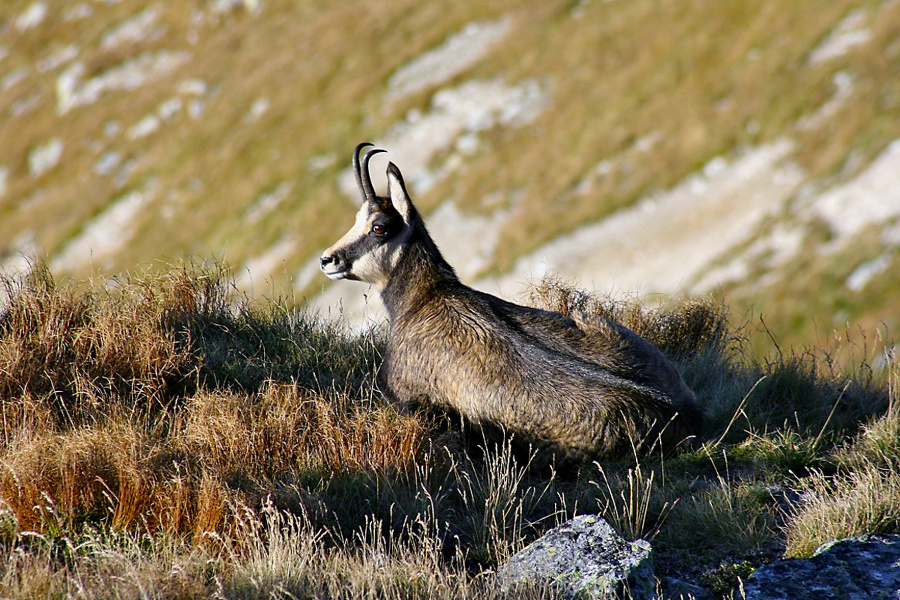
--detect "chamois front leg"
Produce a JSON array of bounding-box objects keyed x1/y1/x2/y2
[{"x1": 377, "y1": 361, "x2": 426, "y2": 414}]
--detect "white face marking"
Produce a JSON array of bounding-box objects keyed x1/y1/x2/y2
[
  {"x1": 320, "y1": 203, "x2": 367, "y2": 280},
  {"x1": 320, "y1": 201, "x2": 410, "y2": 289}
]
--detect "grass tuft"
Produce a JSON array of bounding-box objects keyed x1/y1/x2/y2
[
  {"x1": 527, "y1": 276, "x2": 730, "y2": 359},
  {"x1": 0, "y1": 261, "x2": 201, "y2": 429},
  {"x1": 784, "y1": 398, "x2": 900, "y2": 558}
]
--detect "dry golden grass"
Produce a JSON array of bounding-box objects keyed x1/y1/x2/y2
[
  {"x1": 0, "y1": 261, "x2": 426, "y2": 541},
  {"x1": 784, "y1": 457, "x2": 900, "y2": 558},
  {"x1": 784, "y1": 391, "x2": 900, "y2": 558},
  {"x1": 0, "y1": 263, "x2": 199, "y2": 425},
  {"x1": 0, "y1": 263, "x2": 894, "y2": 598}
]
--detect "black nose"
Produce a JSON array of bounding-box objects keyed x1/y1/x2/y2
[{"x1": 320, "y1": 255, "x2": 334, "y2": 269}]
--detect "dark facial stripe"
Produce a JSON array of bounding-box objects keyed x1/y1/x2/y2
[{"x1": 336, "y1": 230, "x2": 385, "y2": 268}]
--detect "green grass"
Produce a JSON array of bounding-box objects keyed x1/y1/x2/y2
[{"x1": 0, "y1": 262, "x2": 895, "y2": 598}]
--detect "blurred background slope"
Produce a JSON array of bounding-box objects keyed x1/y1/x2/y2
[{"x1": 1, "y1": 0, "x2": 898, "y2": 351}]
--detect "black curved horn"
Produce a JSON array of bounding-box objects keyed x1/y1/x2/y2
[
  {"x1": 360, "y1": 146, "x2": 386, "y2": 203},
  {"x1": 353, "y1": 142, "x2": 373, "y2": 199}
]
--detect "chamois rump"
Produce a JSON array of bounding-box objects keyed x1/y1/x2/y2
[{"x1": 320, "y1": 143, "x2": 702, "y2": 465}]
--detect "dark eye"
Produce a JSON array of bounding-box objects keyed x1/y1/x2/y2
[{"x1": 372, "y1": 224, "x2": 387, "y2": 236}]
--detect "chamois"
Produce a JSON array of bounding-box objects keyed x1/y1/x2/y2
[{"x1": 320, "y1": 143, "x2": 702, "y2": 465}]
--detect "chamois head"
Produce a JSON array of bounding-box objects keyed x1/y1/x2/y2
[{"x1": 320, "y1": 143, "x2": 419, "y2": 289}]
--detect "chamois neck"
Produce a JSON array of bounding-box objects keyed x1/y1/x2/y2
[{"x1": 381, "y1": 225, "x2": 458, "y2": 322}]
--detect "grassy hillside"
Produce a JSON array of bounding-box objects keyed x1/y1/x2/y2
[
  {"x1": 0, "y1": 263, "x2": 895, "y2": 597},
  {"x1": 1, "y1": 0, "x2": 899, "y2": 353}
]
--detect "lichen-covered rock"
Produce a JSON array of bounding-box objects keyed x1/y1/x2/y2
[
  {"x1": 496, "y1": 514, "x2": 655, "y2": 599},
  {"x1": 743, "y1": 534, "x2": 900, "y2": 600}
]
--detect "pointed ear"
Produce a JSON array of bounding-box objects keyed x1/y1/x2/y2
[{"x1": 387, "y1": 162, "x2": 417, "y2": 223}]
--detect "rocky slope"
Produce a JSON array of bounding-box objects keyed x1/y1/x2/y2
[{"x1": 1, "y1": 0, "x2": 899, "y2": 351}]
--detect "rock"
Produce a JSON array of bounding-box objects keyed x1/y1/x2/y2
[
  {"x1": 15, "y1": 2, "x2": 48, "y2": 32},
  {"x1": 56, "y1": 51, "x2": 191, "y2": 114},
  {"x1": 496, "y1": 514, "x2": 655, "y2": 599},
  {"x1": 743, "y1": 534, "x2": 900, "y2": 600},
  {"x1": 661, "y1": 577, "x2": 713, "y2": 600},
  {"x1": 211, "y1": 0, "x2": 262, "y2": 15},
  {"x1": 51, "y1": 186, "x2": 155, "y2": 273},
  {"x1": 101, "y1": 7, "x2": 163, "y2": 50},
  {"x1": 28, "y1": 139, "x2": 64, "y2": 178},
  {"x1": 386, "y1": 18, "x2": 511, "y2": 101}
]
